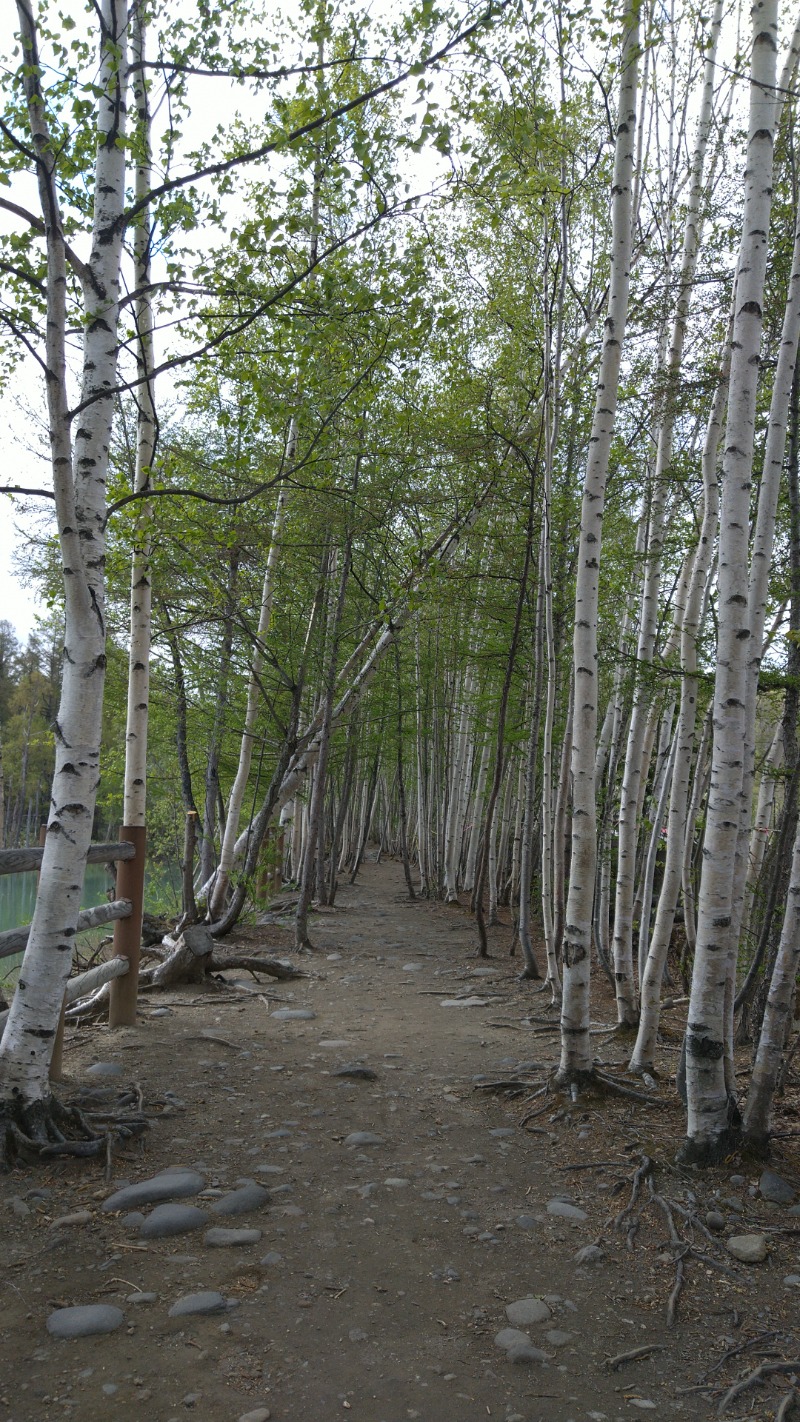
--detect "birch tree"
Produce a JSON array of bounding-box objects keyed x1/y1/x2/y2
[
  {"x1": 557, "y1": 0, "x2": 639, "y2": 1084},
  {"x1": 683, "y1": 0, "x2": 779, "y2": 1163},
  {"x1": 0, "y1": 0, "x2": 129, "y2": 1155}
]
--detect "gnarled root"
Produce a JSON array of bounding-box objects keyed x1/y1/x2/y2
[{"x1": 0, "y1": 1088, "x2": 148, "y2": 1172}]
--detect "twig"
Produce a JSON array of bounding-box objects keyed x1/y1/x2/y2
[
  {"x1": 700, "y1": 1331, "x2": 780, "y2": 1383},
  {"x1": 593, "y1": 1070, "x2": 663, "y2": 1103},
  {"x1": 610, "y1": 1154, "x2": 653, "y2": 1232},
  {"x1": 666, "y1": 1247, "x2": 686, "y2": 1328},
  {"x1": 558, "y1": 1160, "x2": 626, "y2": 1171},
  {"x1": 473, "y1": 1078, "x2": 539, "y2": 1094},
  {"x1": 604, "y1": 1343, "x2": 666, "y2": 1370}
]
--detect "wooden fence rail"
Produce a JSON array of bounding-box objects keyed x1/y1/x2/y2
[
  {"x1": 0, "y1": 840, "x2": 136, "y2": 876},
  {"x1": 0, "y1": 955, "x2": 130, "y2": 1032},
  {"x1": 0, "y1": 898, "x2": 132, "y2": 961},
  {"x1": 0, "y1": 830, "x2": 145, "y2": 1050}
]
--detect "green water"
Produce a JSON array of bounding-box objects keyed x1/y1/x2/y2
[
  {"x1": 0, "y1": 861, "x2": 180, "y2": 989},
  {"x1": 0, "y1": 864, "x2": 112, "y2": 932}
]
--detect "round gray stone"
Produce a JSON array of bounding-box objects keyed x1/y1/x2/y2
[
  {"x1": 547, "y1": 1199, "x2": 588, "y2": 1221},
  {"x1": 507, "y1": 1342, "x2": 551, "y2": 1365},
  {"x1": 271, "y1": 1008, "x2": 316, "y2": 1021},
  {"x1": 515, "y1": 1214, "x2": 539, "y2": 1230},
  {"x1": 140, "y1": 1203, "x2": 208, "y2": 1239},
  {"x1": 727, "y1": 1233, "x2": 768, "y2": 1263},
  {"x1": 495, "y1": 1327, "x2": 532, "y2": 1352},
  {"x1": 238, "y1": 1409, "x2": 271, "y2": 1422},
  {"x1": 47, "y1": 1305, "x2": 124, "y2": 1339},
  {"x1": 545, "y1": 1329, "x2": 574, "y2": 1347},
  {"x1": 102, "y1": 1170, "x2": 206, "y2": 1212},
  {"x1": 506, "y1": 1297, "x2": 551, "y2": 1327},
  {"x1": 574, "y1": 1244, "x2": 605, "y2": 1266},
  {"x1": 344, "y1": 1131, "x2": 384, "y2": 1147},
  {"x1": 705, "y1": 1210, "x2": 726, "y2": 1232},
  {"x1": 759, "y1": 1170, "x2": 797, "y2": 1206},
  {"x1": 260, "y1": 1250, "x2": 283, "y2": 1266},
  {"x1": 85, "y1": 1062, "x2": 123, "y2": 1078},
  {"x1": 209, "y1": 1184, "x2": 269, "y2": 1217},
  {"x1": 204, "y1": 1228, "x2": 262, "y2": 1247},
  {"x1": 126, "y1": 1292, "x2": 157, "y2": 1304},
  {"x1": 168, "y1": 1291, "x2": 227, "y2": 1318}
]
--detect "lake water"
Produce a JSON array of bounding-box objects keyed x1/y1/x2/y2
[{"x1": 0, "y1": 860, "x2": 180, "y2": 987}]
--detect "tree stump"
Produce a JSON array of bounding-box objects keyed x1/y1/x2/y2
[{"x1": 151, "y1": 924, "x2": 214, "y2": 987}]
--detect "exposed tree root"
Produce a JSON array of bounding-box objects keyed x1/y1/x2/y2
[
  {"x1": 717, "y1": 1361, "x2": 800, "y2": 1416},
  {"x1": 606, "y1": 1153, "x2": 745, "y2": 1329},
  {"x1": 776, "y1": 1388, "x2": 799, "y2": 1422},
  {"x1": 0, "y1": 1088, "x2": 148, "y2": 1173}
]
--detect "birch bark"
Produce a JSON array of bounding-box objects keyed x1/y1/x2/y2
[
  {"x1": 684, "y1": 0, "x2": 779, "y2": 1161},
  {"x1": 630, "y1": 330, "x2": 727, "y2": 1073},
  {"x1": 122, "y1": 0, "x2": 155, "y2": 832},
  {"x1": 558, "y1": 0, "x2": 639, "y2": 1082},
  {"x1": 0, "y1": 0, "x2": 128, "y2": 1116},
  {"x1": 610, "y1": 0, "x2": 723, "y2": 1027}
]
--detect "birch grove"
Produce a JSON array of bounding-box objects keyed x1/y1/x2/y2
[{"x1": 4, "y1": 0, "x2": 800, "y2": 1167}]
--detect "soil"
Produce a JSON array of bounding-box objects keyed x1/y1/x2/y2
[{"x1": 2, "y1": 855, "x2": 800, "y2": 1422}]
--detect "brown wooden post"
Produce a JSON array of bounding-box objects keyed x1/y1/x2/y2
[{"x1": 108, "y1": 824, "x2": 146, "y2": 1027}]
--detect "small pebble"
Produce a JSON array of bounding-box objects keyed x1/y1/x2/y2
[
  {"x1": 204, "y1": 1227, "x2": 262, "y2": 1247},
  {"x1": 344, "y1": 1131, "x2": 384, "y2": 1147},
  {"x1": 86, "y1": 1061, "x2": 123, "y2": 1078},
  {"x1": 168, "y1": 1292, "x2": 227, "y2": 1318},
  {"x1": 271, "y1": 1008, "x2": 316, "y2": 1020},
  {"x1": 238, "y1": 1409, "x2": 271, "y2": 1422},
  {"x1": 49, "y1": 1210, "x2": 92, "y2": 1229}
]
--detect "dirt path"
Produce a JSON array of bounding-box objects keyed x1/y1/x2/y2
[{"x1": 2, "y1": 857, "x2": 799, "y2": 1422}]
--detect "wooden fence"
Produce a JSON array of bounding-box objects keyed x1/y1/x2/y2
[{"x1": 0, "y1": 827, "x2": 146, "y2": 1070}]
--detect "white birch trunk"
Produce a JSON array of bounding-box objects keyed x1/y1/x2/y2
[
  {"x1": 684, "y1": 0, "x2": 779, "y2": 1160},
  {"x1": 558, "y1": 1, "x2": 639, "y2": 1081},
  {"x1": 611, "y1": 0, "x2": 722, "y2": 1026},
  {"x1": 122, "y1": 2, "x2": 155, "y2": 828},
  {"x1": 0, "y1": 1, "x2": 128, "y2": 1105},
  {"x1": 741, "y1": 721, "x2": 783, "y2": 948},
  {"x1": 742, "y1": 810, "x2": 800, "y2": 1145},
  {"x1": 464, "y1": 733, "x2": 490, "y2": 894},
  {"x1": 630, "y1": 328, "x2": 727, "y2": 1073},
  {"x1": 208, "y1": 484, "x2": 288, "y2": 918}
]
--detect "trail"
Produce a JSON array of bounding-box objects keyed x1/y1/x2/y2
[{"x1": 1, "y1": 856, "x2": 797, "y2": 1422}]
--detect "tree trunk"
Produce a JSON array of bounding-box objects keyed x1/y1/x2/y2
[
  {"x1": 558, "y1": 0, "x2": 639, "y2": 1083},
  {"x1": 683, "y1": 0, "x2": 779, "y2": 1162},
  {"x1": 0, "y1": 0, "x2": 128, "y2": 1120}
]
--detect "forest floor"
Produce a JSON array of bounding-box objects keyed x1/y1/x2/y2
[{"x1": 2, "y1": 855, "x2": 800, "y2": 1422}]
